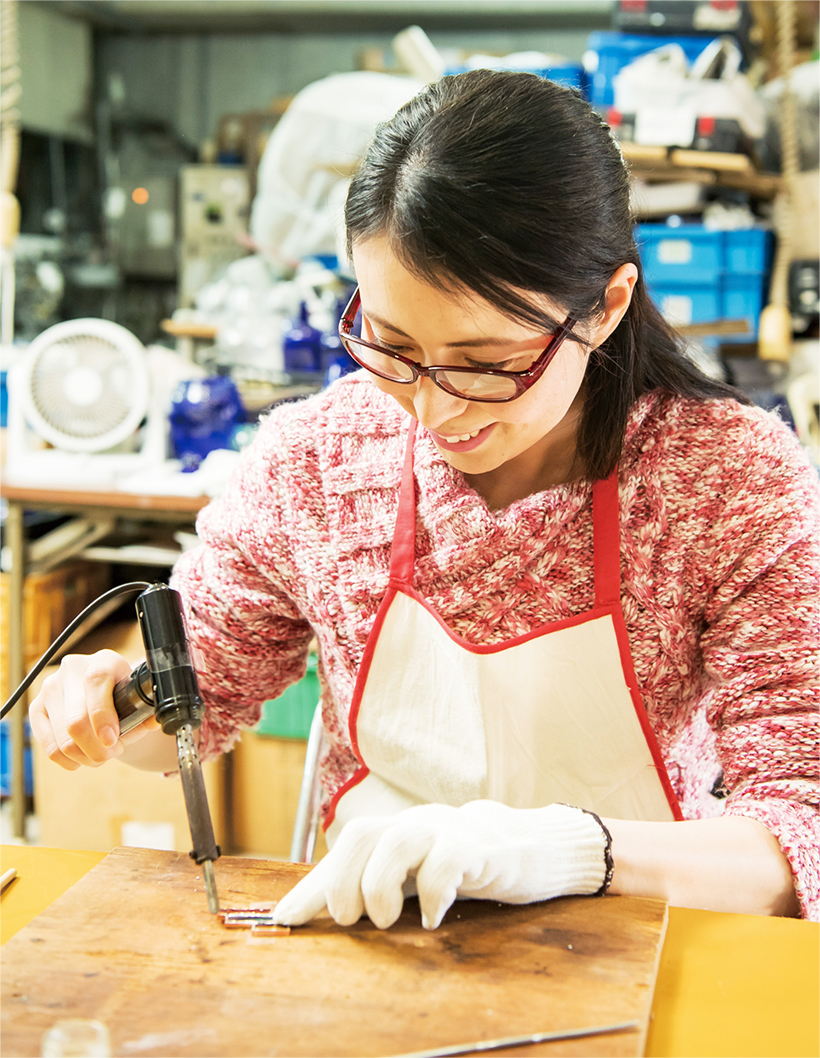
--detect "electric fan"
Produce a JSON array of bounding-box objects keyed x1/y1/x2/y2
[{"x1": 5, "y1": 318, "x2": 168, "y2": 488}]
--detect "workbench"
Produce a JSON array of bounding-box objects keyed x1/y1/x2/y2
[
  {"x1": 1, "y1": 484, "x2": 210, "y2": 840},
  {"x1": 1, "y1": 845, "x2": 818, "y2": 1058}
]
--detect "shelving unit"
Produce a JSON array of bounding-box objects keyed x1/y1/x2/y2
[{"x1": 622, "y1": 143, "x2": 782, "y2": 200}]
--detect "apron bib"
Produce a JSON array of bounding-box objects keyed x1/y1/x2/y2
[{"x1": 326, "y1": 421, "x2": 681, "y2": 844}]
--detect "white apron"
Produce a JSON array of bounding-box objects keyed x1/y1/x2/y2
[{"x1": 326, "y1": 421, "x2": 681, "y2": 844}]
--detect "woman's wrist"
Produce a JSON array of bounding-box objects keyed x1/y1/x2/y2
[{"x1": 601, "y1": 816, "x2": 801, "y2": 916}]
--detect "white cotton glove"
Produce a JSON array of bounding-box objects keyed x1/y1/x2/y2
[{"x1": 272, "y1": 800, "x2": 612, "y2": 931}]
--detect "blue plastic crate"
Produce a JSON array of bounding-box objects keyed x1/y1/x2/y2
[
  {"x1": 445, "y1": 62, "x2": 585, "y2": 92},
  {"x1": 646, "y1": 276, "x2": 767, "y2": 337},
  {"x1": 585, "y1": 31, "x2": 720, "y2": 109},
  {"x1": 640, "y1": 224, "x2": 771, "y2": 337},
  {"x1": 721, "y1": 273, "x2": 767, "y2": 338},
  {"x1": 0, "y1": 720, "x2": 33, "y2": 798},
  {"x1": 638, "y1": 225, "x2": 724, "y2": 285},
  {"x1": 723, "y1": 228, "x2": 773, "y2": 275},
  {"x1": 537, "y1": 64, "x2": 585, "y2": 92},
  {"x1": 646, "y1": 283, "x2": 722, "y2": 326}
]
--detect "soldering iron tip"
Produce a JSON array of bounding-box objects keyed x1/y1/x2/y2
[{"x1": 203, "y1": 860, "x2": 219, "y2": 914}]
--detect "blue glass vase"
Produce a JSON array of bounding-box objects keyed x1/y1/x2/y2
[{"x1": 170, "y1": 376, "x2": 244, "y2": 472}]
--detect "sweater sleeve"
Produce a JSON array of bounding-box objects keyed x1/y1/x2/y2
[
  {"x1": 696, "y1": 411, "x2": 820, "y2": 919},
  {"x1": 170, "y1": 404, "x2": 317, "y2": 762}
]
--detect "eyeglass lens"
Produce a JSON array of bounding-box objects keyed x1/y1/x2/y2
[{"x1": 341, "y1": 335, "x2": 521, "y2": 400}]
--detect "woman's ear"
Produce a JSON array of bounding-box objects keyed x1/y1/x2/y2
[{"x1": 589, "y1": 263, "x2": 638, "y2": 347}]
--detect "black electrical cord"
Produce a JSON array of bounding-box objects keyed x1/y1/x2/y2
[{"x1": 0, "y1": 581, "x2": 151, "y2": 721}]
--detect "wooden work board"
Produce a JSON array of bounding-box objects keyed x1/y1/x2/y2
[{"x1": 2, "y1": 847, "x2": 667, "y2": 1058}]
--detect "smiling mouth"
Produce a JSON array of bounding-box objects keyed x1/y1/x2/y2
[
  {"x1": 428, "y1": 423, "x2": 495, "y2": 452},
  {"x1": 442, "y1": 429, "x2": 483, "y2": 442}
]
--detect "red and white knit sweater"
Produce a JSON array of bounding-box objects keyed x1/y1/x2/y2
[{"x1": 172, "y1": 374, "x2": 820, "y2": 919}]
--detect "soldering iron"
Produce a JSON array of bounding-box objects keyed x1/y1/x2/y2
[
  {"x1": 113, "y1": 583, "x2": 221, "y2": 912},
  {"x1": 2, "y1": 581, "x2": 221, "y2": 913}
]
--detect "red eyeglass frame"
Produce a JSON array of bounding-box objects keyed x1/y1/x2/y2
[{"x1": 338, "y1": 287, "x2": 577, "y2": 404}]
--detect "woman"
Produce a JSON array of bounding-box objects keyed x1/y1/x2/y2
[{"x1": 31, "y1": 71, "x2": 819, "y2": 927}]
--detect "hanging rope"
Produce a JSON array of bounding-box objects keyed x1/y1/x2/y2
[
  {"x1": 769, "y1": 0, "x2": 799, "y2": 310},
  {"x1": 758, "y1": 0, "x2": 798, "y2": 362}
]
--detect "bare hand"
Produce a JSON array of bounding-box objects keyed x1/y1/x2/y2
[{"x1": 29, "y1": 651, "x2": 159, "y2": 770}]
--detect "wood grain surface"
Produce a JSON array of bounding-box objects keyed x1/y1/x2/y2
[{"x1": 1, "y1": 847, "x2": 667, "y2": 1058}]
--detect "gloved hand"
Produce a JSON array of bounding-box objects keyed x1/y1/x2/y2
[{"x1": 273, "y1": 800, "x2": 612, "y2": 931}]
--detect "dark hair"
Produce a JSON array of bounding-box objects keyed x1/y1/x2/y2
[{"x1": 345, "y1": 69, "x2": 746, "y2": 481}]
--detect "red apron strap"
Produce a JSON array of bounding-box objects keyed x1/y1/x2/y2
[
  {"x1": 389, "y1": 418, "x2": 418, "y2": 585},
  {"x1": 592, "y1": 468, "x2": 622, "y2": 607}
]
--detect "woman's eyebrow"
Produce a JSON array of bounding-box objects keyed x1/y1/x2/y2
[{"x1": 363, "y1": 309, "x2": 524, "y2": 349}]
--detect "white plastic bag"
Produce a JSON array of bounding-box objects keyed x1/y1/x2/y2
[
  {"x1": 614, "y1": 37, "x2": 765, "y2": 148},
  {"x1": 250, "y1": 72, "x2": 423, "y2": 271}
]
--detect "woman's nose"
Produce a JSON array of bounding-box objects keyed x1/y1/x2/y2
[{"x1": 410, "y1": 375, "x2": 469, "y2": 428}]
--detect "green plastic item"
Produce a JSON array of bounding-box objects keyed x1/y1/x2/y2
[{"x1": 255, "y1": 654, "x2": 319, "y2": 740}]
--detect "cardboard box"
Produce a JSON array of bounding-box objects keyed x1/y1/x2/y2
[
  {"x1": 1, "y1": 560, "x2": 110, "y2": 703},
  {"x1": 32, "y1": 737, "x2": 225, "y2": 855},
  {"x1": 230, "y1": 730, "x2": 327, "y2": 862}
]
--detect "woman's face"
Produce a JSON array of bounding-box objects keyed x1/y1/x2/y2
[{"x1": 352, "y1": 236, "x2": 634, "y2": 487}]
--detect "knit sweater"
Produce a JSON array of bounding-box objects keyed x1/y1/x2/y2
[{"x1": 171, "y1": 373, "x2": 820, "y2": 919}]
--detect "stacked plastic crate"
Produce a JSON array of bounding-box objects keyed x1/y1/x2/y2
[{"x1": 637, "y1": 223, "x2": 773, "y2": 337}]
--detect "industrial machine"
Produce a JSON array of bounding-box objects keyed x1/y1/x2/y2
[{"x1": 179, "y1": 165, "x2": 250, "y2": 307}]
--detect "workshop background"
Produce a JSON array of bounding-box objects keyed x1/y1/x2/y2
[{"x1": 1, "y1": 0, "x2": 818, "y2": 861}]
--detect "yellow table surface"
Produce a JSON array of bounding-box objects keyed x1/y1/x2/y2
[
  {"x1": 2, "y1": 846, "x2": 818, "y2": 1058},
  {"x1": 1, "y1": 845, "x2": 106, "y2": 945}
]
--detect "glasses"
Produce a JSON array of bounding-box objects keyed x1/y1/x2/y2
[{"x1": 338, "y1": 288, "x2": 576, "y2": 403}]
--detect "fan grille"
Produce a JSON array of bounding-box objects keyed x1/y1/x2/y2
[{"x1": 31, "y1": 334, "x2": 138, "y2": 440}]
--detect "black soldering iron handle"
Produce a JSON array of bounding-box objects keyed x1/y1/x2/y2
[
  {"x1": 134, "y1": 584, "x2": 205, "y2": 736},
  {"x1": 112, "y1": 583, "x2": 204, "y2": 738},
  {"x1": 112, "y1": 662, "x2": 156, "y2": 736}
]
